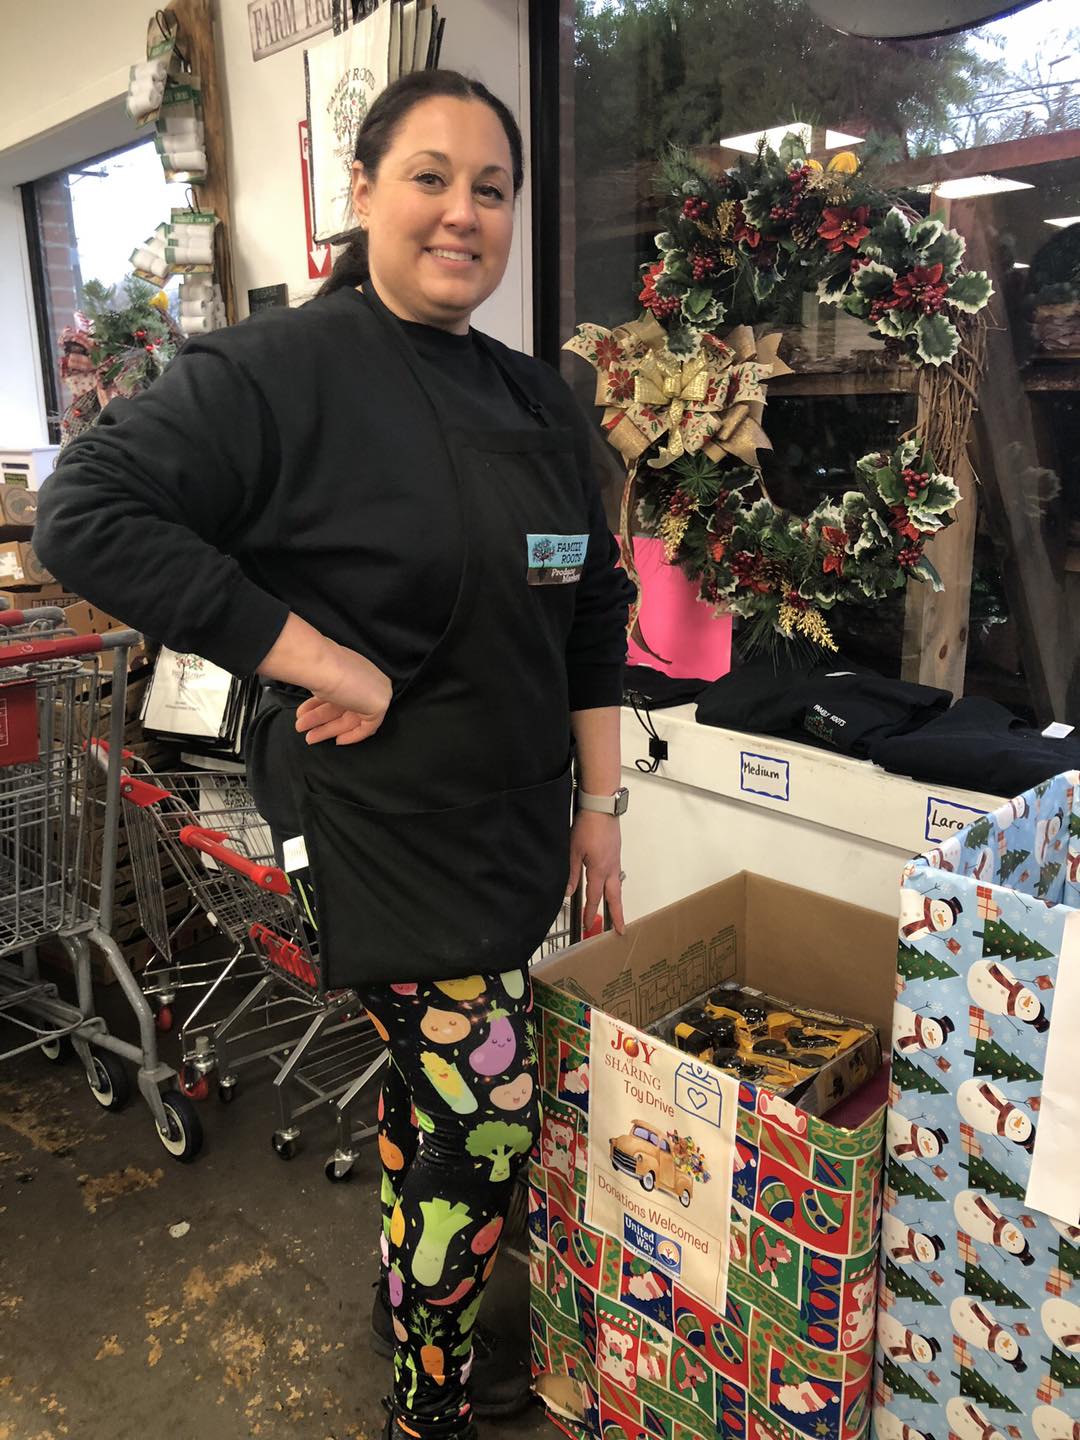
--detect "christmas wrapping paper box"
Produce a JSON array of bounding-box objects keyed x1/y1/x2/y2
[
  {"x1": 874, "y1": 770, "x2": 1080, "y2": 1440},
  {"x1": 530, "y1": 872, "x2": 899, "y2": 1440}
]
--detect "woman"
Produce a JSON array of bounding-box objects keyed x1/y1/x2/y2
[{"x1": 35, "y1": 70, "x2": 633, "y2": 1440}]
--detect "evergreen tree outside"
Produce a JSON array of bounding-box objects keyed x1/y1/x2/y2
[
  {"x1": 885, "y1": 1260, "x2": 940, "y2": 1306},
  {"x1": 898, "y1": 941, "x2": 958, "y2": 982},
  {"x1": 962, "y1": 1262, "x2": 1026, "y2": 1308},
  {"x1": 892, "y1": 1053, "x2": 948, "y2": 1096},
  {"x1": 964, "y1": 1155, "x2": 1026, "y2": 1202},
  {"x1": 977, "y1": 920, "x2": 1053, "y2": 963},
  {"x1": 959, "y1": 1364, "x2": 1021, "y2": 1412},
  {"x1": 970, "y1": 1039, "x2": 1042, "y2": 1085},
  {"x1": 890, "y1": 1163, "x2": 945, "y2": 1204},
  {"x1": 882, "y1": 1359, "x2": 935, "y2": 1405}
]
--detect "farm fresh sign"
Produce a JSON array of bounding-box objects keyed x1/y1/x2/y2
[{"x1": 248, "y1": 0, "x2": 332, "y2": 61}]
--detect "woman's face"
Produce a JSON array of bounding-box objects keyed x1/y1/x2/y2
[{"x1": 351, "y1": 96, "x2": 515, "y2": 334}]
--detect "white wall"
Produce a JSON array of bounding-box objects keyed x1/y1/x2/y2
[{"x1": 0, "y1": 0, "x2": 532, "y2": 447}]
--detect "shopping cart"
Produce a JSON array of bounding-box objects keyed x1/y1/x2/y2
[
  {"x1": 112, "y1": 760, "x2": 386, "y2": 1179},
  {"x1": 0, "y1": 626, "x2": 202, "y2": 1161}
]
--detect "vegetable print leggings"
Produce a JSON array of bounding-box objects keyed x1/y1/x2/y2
[{"x1": 361, "y1": 967, "x2": 541, "y2": 1431}]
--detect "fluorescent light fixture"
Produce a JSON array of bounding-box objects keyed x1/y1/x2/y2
[
  {"x1": 934, "y1": 175, "x2": 1034, "y2": 199},
  {"x1": 1045, "y1": 215, "x2": 1080, "y2": 229},
  {"x1": 1012, "y1": 262, "x2": 1030, "y2": 269},
  {"x1": 720, "y1": 122, "x2": 812, "y2": 155},
  {"x1": 824, "y1": 129, "x2": 865, "y2": 149}
]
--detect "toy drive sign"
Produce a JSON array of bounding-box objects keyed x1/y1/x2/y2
[{"x1": 585, "y1": 1011, "x2": 737, "y2": 1310}]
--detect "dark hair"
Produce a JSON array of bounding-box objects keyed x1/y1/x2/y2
[{"x1": 319, "y1": 69, "x2": 523, "y2": 297}]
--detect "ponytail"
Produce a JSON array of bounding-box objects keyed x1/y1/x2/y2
[{"x1": 319, "y1": 227, "x2": 369, "y2": 297}]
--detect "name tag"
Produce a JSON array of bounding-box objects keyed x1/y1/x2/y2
[{"x1": 526, "y1": 532, "x2": 588, "y2": 586}]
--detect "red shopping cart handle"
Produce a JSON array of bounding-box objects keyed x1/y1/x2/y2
[
  {"x1": 179, "y1": 826, "x2": 292, "y2": 895},
  {"x1": 0, "y1": 607, "x2": 66, "y2": 627},
  {"x1": 0, "y1": 629, "x2": 142, "y2": 668}
]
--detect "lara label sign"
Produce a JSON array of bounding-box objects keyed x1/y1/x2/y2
[
  {"x1": 585, "y1": 1013, "x2": 738, "y2": 1311},
  {"x1": 248, "y1": 0, "x2": 332, "y2": 61}
]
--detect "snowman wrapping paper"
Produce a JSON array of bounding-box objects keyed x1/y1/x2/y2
[{"x1": 874, "y1": 771, "x2": 1080, "y2": 1440}]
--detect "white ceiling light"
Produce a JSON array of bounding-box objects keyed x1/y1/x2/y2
[
  {"x1": 933, "y1": 175, "x2": 1034, "y2": 199},
  {"x1": 1012, "y1": 262, "x2": 1031, "y2": 269},
  {"x1": 824, "y1": 129, "x2": 865, "y2": 149},
  {"x1": 719, "y1": 123, "x2": 867, "y2": 155},
  {"x1": 1045, "y1": 215, "x2": 1080, "y2": 229}
]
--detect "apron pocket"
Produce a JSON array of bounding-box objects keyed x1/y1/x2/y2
[{"x1": 300, "y1": 764, "x2": 572, "y2": 987}]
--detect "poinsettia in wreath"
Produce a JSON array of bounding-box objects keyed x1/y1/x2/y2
[{"x1": 567, "y1": 133, "x2": 993, "y2": 651}]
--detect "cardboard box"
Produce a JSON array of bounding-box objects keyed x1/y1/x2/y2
[
  {"x1": 0, "y1": 541, "x2": 53, "y2": 589},
  {"x1": 0, "y1": 484, "x2": 38, "y2": 527},
  {"x1": 530, "y1": 873, "x2": 898, "y2": 1440},
  {"x1": 875, "y1": 771, "x2": 1080, "y2": 1433}
]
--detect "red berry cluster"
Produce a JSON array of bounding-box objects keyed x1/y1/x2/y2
[
  {"x1": 770, "y1": 165, "x2": 808, "y2": 223},
  {"x1": 850, "y1": 255, "x2": 871, "y2": 274},
  {"x1": 900, "y1": 466, "x2": 929, "y2": 500},
  {"x1": 667, "y1": 487, "x2": 694, "y2": 518},
  {"x1": 646, "y1": 292, "x2": 681, "y2": 321},
  {"x1": 689, "y1": 247, "x2": 721, "y2": 282},
  {"x1": 898, "y1": 544, "x2": 922, "y2": 570},
  {"x1": 682, "y1": 196, "x2": 710, "y2": 221}
]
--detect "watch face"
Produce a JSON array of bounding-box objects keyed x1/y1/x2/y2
[
  {"x1": 806, "y1": 0, "x2": 1040, "y2": 37},
  {"x1": 614, "y1": 787, "x2": 630, "y2": 816}
]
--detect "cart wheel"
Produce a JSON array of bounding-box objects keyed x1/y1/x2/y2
[
  {"x1": 679, "y1": 1188, "x2": 691, "y2": 1208},
  {"x1": 217, "y1": 1080, "x2": 238, "y2": 1105},
  {"x1": 272, "y1": 1132, "x2": 298, "y2": 1161},
  {"x1": 87, "y1": 1050, "x2": 131, "y2": 1111},
  {"x1": 156, "y1": 1090, "x2": 203, "y2": 1163},
  {"x1": 324, "y1": 1156, "x2": 354, "y2": 1183},
  {"x1": 40, "y1": 1035, "x2": 71, "y2": 1064},
  {"x1": 179, "y1": 1064, "x2": 210, "y2": 1102},
  {"x1": 154, "y1": 1005, "x2": 174, "y2": 1034},
  {"x1": 640, "y1": 1171, "x2": 655, "y2": 1193}
]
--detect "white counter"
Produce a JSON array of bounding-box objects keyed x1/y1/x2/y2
[{"x1": 618, "y1": 704, "x2": 1003, "y2": 921}]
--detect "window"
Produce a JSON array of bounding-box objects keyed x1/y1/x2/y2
[
  {"x1": 545, "y1": 0, "x2": 1080, "y2": 723},
  {"x1": 23, "y1": 137, "x2": 188, "y2": 440}
]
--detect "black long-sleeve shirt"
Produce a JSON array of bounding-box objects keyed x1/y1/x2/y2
[{"x1": 35, "y1": 286, "x2": 632, "y2": 710}]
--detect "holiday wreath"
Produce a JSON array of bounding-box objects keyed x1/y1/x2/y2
[{"x1": 565, "y1": 134, "x2": 993, "y2": 651}]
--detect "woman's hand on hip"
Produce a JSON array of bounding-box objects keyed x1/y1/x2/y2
[
  {"x1": 295, "y1": 640, "x2": 392, "y2": 746},
  {"x1": 568, "y1": 811, "x2": 625, "y2": 936}
]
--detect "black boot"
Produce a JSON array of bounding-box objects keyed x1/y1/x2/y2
[{"x1": 371, "y1": 1283, "x2": 531, "y2": 1419}]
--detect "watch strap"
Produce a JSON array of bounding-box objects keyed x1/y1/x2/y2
[{"x1": 578, "y1": 787, "x2": 629, "y2": 816}]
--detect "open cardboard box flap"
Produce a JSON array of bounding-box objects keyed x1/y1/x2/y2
[{"x1": 533, "y1": 871, "x2": 898, "y2": 1048}]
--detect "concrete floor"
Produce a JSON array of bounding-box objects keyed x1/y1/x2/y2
[{"x1": 0, "y1": 974, "x2": 550, "y2": 1440}]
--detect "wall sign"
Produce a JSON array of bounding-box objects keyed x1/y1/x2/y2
[
  {"x1": 299, "y1": 121, "x2": 331, "y2": 280},
  {"x1": 247, "y1": 283, "x2": 289, "y2": 313},
  {"x1": 248, "y1": 0, "x2": 333, "y2": 61}
]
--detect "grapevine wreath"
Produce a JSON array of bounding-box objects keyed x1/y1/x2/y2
[{"x1": 565, "y1": 134, "x2": 994, "y2": 652}]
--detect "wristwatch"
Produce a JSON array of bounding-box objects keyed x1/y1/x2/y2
[{"x1": 577, "y1": 786, "x2": 630, "y2": 817}]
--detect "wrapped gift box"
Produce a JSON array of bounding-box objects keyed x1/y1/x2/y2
[
  {"x1": 530, "y1": 872, "x2": 899, "y2": 1440},
  {"x1": 874, "y1": 771, "x2": 1080, "y2": 1438}
]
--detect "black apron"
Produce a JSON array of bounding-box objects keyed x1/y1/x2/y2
[{"x1": 284, "y1": 288, "x2": 587, "y2": 988}]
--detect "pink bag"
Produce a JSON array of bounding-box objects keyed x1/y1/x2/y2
[{"x1": 618, "y1": 534, "x2": 732, "y2": 681}]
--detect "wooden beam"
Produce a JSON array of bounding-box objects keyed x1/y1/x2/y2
[
  {"x1": 169, "y1": 0, "x2": 237, "y2": 323},
  {"x1": 883, "y1": 127, "x2": 1080, "y2": 187},
  {"x1": 964, "y1": 198, "x2": 1067, "y2": 723},
  {"x1": 901, "y1": 448, "x2": 978, "y2": 698}
]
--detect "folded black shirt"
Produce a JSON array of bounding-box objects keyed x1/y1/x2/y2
[
  {"x1": 624, "y1": 665, "x2": 711, "y2": 710},
  {"x1": 871, "y1": 696, "x2": 1080, "y2": 796}
]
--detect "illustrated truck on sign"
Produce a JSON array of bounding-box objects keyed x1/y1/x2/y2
[{"x1": 609, "y1": 1120, "x2": 693, "y2": 1207}]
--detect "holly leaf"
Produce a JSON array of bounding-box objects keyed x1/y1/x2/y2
[
  {"x1": 921, "y1": 226, "x2": 966, "y2": 273},
  {"x1": 778, "y1": 130, "x2": 808, "y2": 166},
  {"x1": 752, "y1": 267, "x2": 780, "y2": 301},
  {"x1": 874, "y1": 465, "x2": 907, "y2": 504},
  {"x1": 914, "y1": 474, "x2": 962, "y2": 515},
  {"x1": 684, "y1": 286, "x2": 715, "y2": 317},
  {"x1": 912, "y1": 554, "x2": 944, "y2": 590},
  {"x1": 875, "y1": 307, "x2": 918, "y2": 338},
  {"x1": 947, "y1": 270, "x2": 994, "y2": 314},
  {"x1": 818, "y1": 266, "x2": 854, "y2": 306},
  {"x1": 863, "y1": 207, "x2": 911, "y2": 266},
  {"x1": 851, "y1": 260, "x2": 897, "y2": 300},
  {"x1": 909, "y1": 217, "x2": 945, "y2": 250},
  {"x1": 915, "y1": 312, "x2": 961, "y2": 366}
]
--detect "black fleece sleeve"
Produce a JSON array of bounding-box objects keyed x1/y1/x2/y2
[
  {"x1": 564, "y1": 400, "x2": 635, "y2": 711},
  {"x1": 34, "y1": 338, "x2": 289, "y2": 676}
]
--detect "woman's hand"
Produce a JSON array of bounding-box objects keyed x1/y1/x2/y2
[
  {"x1": 567, "y1": 811, "x2": 625, "y2": 936},
  {"x1": 295, "y1": 640, "x2": 392, "y2": 746}
]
